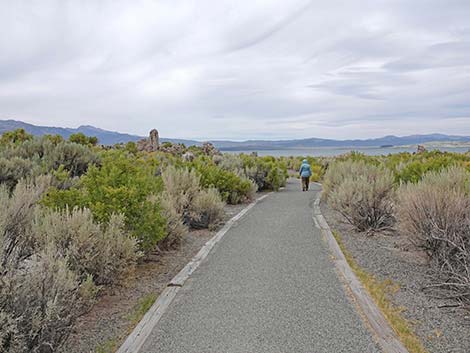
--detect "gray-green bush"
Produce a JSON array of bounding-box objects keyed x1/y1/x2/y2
[
  {"x1": 0, "y1": 176, "x2": 52, "y2": 268},
  {"x1": 161, "y1": 166, "x2": 225, "y2": 233},
  {"x1": 32, "y1": 208, "x2": 140, "y2": 286},
  {"x1": 189, "y1": 188, "x2": 225, "y2": 230},
  {"x1": 0, "y1": 247, "x2": 95, "y2": 353},
  {"x1": 0, "y1": 178, "x2": 138, "y2": 352},
  {"x1": 322, "y1": 159, "x2": 377, "y2": 199},
  {"x1": 397, "y1": 166, "x2": 470, "y2": 302},
  {"x1": 327, "y1": 163, "x2": 396, "y2": 232},
  {"x1": 0, "y1": 157, "x2": 36, "y2": 191}
]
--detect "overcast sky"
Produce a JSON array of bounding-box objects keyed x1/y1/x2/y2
[{"x1": 0, "y1": 0, "x2": 469, "y2": 140}]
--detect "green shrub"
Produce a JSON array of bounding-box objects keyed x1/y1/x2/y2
[
  {"x1": 384, "y1": 150, "x2": 470, "y2": 184},
  {"x1": 44, "y1": 134, "x2": 65, "y2": 145},
  {"x1": 69, "y1": 132, "x2": 98, "y2": 146},
  {"x1": 125, "y1": 141, "x2": 138, "y2": 154},
  {"x1": 328, "y1": 165, "x2": 395, "y2": 232},
  {"x1": 394, "y1": 158, "x2": 455, "y2": 184},
  {"x1": 218, "y1": 154, "x2": 287, "y2": 191},
  {"x1": 242, "y1": 155, "x2": 287, "y2": 190},
  {"x1": 0, "y1": 128, "x2": 33, "y2": 146},
  {"x1": 195, "y1": 162, "x2": 256, "y2": 204},
  {"x1": 42, "y1": 150, "x2": 166, "y2": 251}
]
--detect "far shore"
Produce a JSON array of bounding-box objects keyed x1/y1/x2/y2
[{"x1": 223, "y1": 145, "x2": 470, "y2": 157}]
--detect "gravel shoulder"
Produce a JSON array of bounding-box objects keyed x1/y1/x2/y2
[
  {"x1": 321, "y1": 201, "x2": 470, "y2": 353},
  {"x1": 61, "y1": 202, "x2": 249, "y2": 353}
]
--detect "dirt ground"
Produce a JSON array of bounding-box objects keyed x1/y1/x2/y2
[{"x1": 61, "y1": 202, "x2": 247, "y2": 353}]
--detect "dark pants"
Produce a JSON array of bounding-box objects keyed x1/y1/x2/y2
[{"x1": 301, "y1": 177, "x2": 310, "y2": 191}]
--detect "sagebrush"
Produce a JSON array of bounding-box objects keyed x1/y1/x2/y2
[
  {"x1": 397, "y1": 167, "x2": 470, "y2": 302},
  {"x1": 324, "y1": 161, "x2": 396, "y2": 232}
]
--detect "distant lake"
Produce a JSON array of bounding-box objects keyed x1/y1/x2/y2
[{"x1": 224, "y1": 146, "x2": 470, "y2": 157}]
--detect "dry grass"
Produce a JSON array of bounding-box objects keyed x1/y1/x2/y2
[{"x1": 333, "y1": 230, "x2": 428, "y2": 353}]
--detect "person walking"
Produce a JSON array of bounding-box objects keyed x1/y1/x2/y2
[{"x1": 299, "y1": 159, "x2": 312, "y2": 191}]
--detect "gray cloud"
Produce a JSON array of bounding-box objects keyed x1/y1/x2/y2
[{"x1": 0, "y1": 0, "x2": 469, "y2": 140}]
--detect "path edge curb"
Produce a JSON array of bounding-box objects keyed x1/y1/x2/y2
[
  {"x1": 116, "y1": 192, "x2": 272, "y2": 353},
  {"x1": 312, "y1": 183, "x2": 409, "y2": 353}
]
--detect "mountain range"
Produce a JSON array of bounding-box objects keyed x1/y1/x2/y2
[
  {"x1": 2, "y1": 119, "x2": 470, "y2": 150},
  {"x1": 0, "y1": 119, "x2": 196, "y2": 146}
]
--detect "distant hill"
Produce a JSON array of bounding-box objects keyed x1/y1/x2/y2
[
  {"x1": 0, "y1": 119, "x2": 199, "y2": 146},
  {"x1": 2, "y1": 119, "x2": 470, "y2": 149},
  {"x1": 213, "y1": 133, "x2": 470, "y2": 150}
]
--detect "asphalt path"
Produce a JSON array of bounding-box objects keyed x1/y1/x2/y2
[{"x1": 141, "y1": 179, "x2": 381, "y2": 353}]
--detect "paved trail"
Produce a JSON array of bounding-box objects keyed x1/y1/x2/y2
[{"x1": 141, "y1": 179, "x2": 381, "y2": 353}]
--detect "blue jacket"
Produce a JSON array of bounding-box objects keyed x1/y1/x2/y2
[{"x1": 299, "y1": 160, "x2": 312, "y2": 178}]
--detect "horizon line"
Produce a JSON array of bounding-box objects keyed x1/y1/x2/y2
[{"x1": 1, "y1": 118, "x2": 470, "y2": 142}]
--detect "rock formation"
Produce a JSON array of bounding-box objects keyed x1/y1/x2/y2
[
  {"x1": 201, "y1": 142, "x2": 220, "y2": 156},
  {"x1": 417, "y1": 145, "x2": 426, "y2": 153},
  {"x1": 159, "y1": 142, "x2": 186, "y2": 155},
  {"x1": 137, "y1": 129, "x2": 160, "y2": 152},
  {"x1": 149, "y1": 129, "x2": 159, "y2": 149}
]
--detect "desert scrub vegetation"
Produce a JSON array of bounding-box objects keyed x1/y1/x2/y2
[
  {"x1": 160, "y1": 166, "x2": 225, "y2": 246},
  {"x1": 0, "y1": 135, "x2": 99, "y2": 191},
  {"x1": 188, "y1": 153, "x2": 289, "y2": 206},
  {"x1": 397, "y1": 166, "x2": 470, "y2": 303},
  {"x1": 190, "y1": 188, "x2": 225, "y2": 230},
  {"x1": 384, "y1": 150, "x2": 470, "y2": 184},
  {"x1": 324, "y1": 160, "x2": 396, "y2": 232},
  {"x1": 32, "y1": 208, "x2": 140, "y2": 286},
  {"x1": 0, "y1": 129, "x2": 289, "y2": 352},
  {"x1": 330, "y1": 150, "x2": 470, "y2": 184},
  {"x1": 322, "y1": 151, "x2": 470, "y2": 231},
  {"x1": 0, "y1": 178, "x2": 97, "y2": 353},
  {"x1": 192, "y1": 159, "x2": 257, "y2": 204},
  {"x1": 214, "y1": 154, "x2": 288, "y2": 191},
  {"x1": 42, "y1": 150, "x2": 167, "y2": 251},
  {"x1": 323, "y1": 152, "x2": 470, "y2": 304}
]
